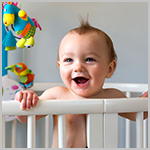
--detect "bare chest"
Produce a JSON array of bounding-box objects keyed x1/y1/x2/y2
[{"x1": 52, "y1": 114, "x2": 87, "y2": 148}]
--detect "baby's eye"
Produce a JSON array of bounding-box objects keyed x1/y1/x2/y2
[
  {"x1": 64, "y1": 58, "x2": 73, "y2": 62},
  {"x1": 86, "y1": 58, "x2": 96, "y2": 62}
]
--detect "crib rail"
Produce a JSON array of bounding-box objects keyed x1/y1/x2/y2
[
  {"x1": 2, "y1": 99, "x2": 104, "y2": 115},
  {"x1": 2, "y1": 97, "x2": 148, "y2": 148}
]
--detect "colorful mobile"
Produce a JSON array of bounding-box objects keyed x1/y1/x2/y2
[
  {"x1": 2, "y1": 2, "x2": 42, "y2": 122},
  {"x1": 2, "y1": 2, "x2": 42, "y2": 49}
]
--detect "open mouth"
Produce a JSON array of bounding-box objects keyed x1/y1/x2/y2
[{"x1": 73, "y1": 77, "x2": 89, "y2": 85}]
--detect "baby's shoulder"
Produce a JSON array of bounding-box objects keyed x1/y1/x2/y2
[
  {"x1": 103, "y1": 88, "x2": 126, "y2": 98},
  {"x1": 39, "y1": 86, "x2": 68, "y2": 100}
]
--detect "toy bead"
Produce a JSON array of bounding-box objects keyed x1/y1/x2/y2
[{"x1": 18, "y1": 10, "x2": 28, "y2": 21}]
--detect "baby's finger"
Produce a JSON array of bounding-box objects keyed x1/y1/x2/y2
[
  {"x1": 21, "y1": 92, "x2": 27, "y2": 110},
  {"x1": 26, "y1": 92, "x2": 33, "y2": 111},
  {"x1": 32, "y1": 94, "x2": 39, "y2": 108},
  {"x1": 15, "y1": 91, "x2": 23, "y2": 102}
]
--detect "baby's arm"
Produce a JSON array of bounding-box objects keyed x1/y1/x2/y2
[
  {"x1": 118, "y1": 91, "x2": 148, "y2": 121},
  {"x1": 141, "y1": 91, "x2": 148, "y2": 97},
  {"x1": 15, "y1": 86, "x2": 63, "y2": 123},
  {"x1": 140, "y1": 91, "x2": 148, "y2": 120}
]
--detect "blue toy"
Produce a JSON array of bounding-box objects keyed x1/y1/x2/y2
[
  {"x1": 3, "y1": 2, "x2": 42, "y2": 49},
  {"x1": 2, "y1": 30, "x2": 17, "y2": 50}
]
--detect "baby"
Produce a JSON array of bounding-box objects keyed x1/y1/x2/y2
[{"x1": 15, "y1": 18, "x2": 148, "y2": 148}]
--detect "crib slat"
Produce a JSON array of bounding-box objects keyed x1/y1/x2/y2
[
  {"x1": 58, "y1": 115, "x2": 66, "y2": 148},
  {"x1": 125, "y1": 91, "x2": 131, "y2": 148},
  {"x1": 126, "y1": 91, "x2": 131, "y2": 98},
  {"x1": 27, "y1": 115, "x2": 36, "y2": 148},
  {"x1": 12, "y1": 119, "x2": 17, "y2": 148},
  {"x1": 104, "y1": 113, "x2": 118, "y2": 148},
  {"x1": 86, "y1": 114, "x2": 104, "y2": 148},
  {"x1": 2, "y1": 115, "x2": 5, "y2": 148},
  {"x1": 143, "y1": 119, "x2": 147, "y2": 148},
  {"x1": 45, "y1": 115, "x2": 50, "y2": 148},
  {"x1": 125, "y1": 119, "x2": 130, "y2": 148},
  {"x1": 136, "y1": 112, "x2": 143, "y2": 148}
]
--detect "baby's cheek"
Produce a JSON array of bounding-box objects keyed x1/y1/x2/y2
[
  {"x1": 60, "y1": 68, "x2": 67, "y2": 77},
  {"x1": 60, "y1": 69, "x2": 70, "y2": 82}
]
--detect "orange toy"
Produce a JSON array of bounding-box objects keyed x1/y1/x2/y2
[{"x1": 5, "y1": 62, "x2": 34, "y2": 89}]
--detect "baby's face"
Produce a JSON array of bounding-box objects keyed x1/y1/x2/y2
[{"x1": 58, "y1": 32, "x2": 115, "y2": 98}]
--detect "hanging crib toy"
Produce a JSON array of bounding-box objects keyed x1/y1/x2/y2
[
  {"x1": 2, "y1": 2, "x2": 42, "y2": 49},
  {"x1": 5, "y1": 62, "x2": 35, "y2": 89}
]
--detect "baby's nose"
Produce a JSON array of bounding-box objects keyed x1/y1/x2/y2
[{"x1": 74, "y1": 63, "x2": 85, "y2": 72}]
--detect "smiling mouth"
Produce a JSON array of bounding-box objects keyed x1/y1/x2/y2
[{"x1": 73, "y1": 77, "x2": 89, "y2": 85}]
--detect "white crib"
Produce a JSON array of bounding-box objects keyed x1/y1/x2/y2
[{"x1": 2, "y1": 83, "x2": 148, "y2": 148}]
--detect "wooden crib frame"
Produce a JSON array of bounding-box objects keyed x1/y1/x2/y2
[{"x1": 2, "y1": 83, "x2": 148, "y2": 148}]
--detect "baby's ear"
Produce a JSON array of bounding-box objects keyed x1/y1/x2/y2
[
  {"x1": 106, "y1": 60, "x2": 116, "y2": 78},
  {"x1": 57, "y1": 61, "x2": 60, "y2": 68}
]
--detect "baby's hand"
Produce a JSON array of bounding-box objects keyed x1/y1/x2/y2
[
  {"x1": 15, "y1": 90, "x2": 39, "y2": 111},
  {"x1": 141, "y1": 91, "x2": 148, "y2": 97}
]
